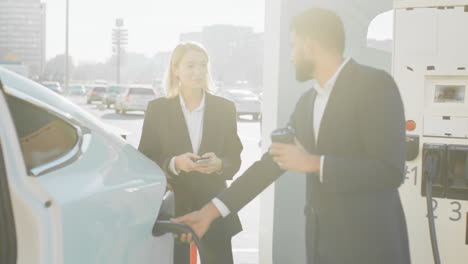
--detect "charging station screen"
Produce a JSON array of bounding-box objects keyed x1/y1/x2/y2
[{"x1": 434, "y1": 85, "x2": 465, "y2": 103}]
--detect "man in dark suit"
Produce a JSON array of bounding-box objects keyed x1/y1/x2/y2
[{"x1": 173, "y1": 8, "x2": 411, "y2": 264}]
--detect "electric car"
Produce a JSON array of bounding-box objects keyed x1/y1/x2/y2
[{"x1": 0, "y1": 66, "x2": 186, "y2": 264}]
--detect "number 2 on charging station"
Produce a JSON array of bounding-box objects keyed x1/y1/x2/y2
[{"x1": 427, "y1": 199, "x2": 463, "y2": 222}]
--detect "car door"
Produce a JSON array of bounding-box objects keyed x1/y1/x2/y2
[
  {"x1": 0, "y1": 78, "x2": 173, "y2": 264},
  {"x1": 0, "y1": 80, "x2": 58, "y2": 263},
  {"x1": 0, "y1": 125, "x2": 17, "y2": 264}
]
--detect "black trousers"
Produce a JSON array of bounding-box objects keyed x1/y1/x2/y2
[
  {"x1": 173, "y1": 236, "x2": 233, "y2": 264},
  {"x1": 305, "y1": 210, "x2": 316, "y2": 264}
]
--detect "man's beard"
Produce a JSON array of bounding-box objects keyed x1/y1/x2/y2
[{"x1": 295, "y1": 58, "x2": 314, "y2": 82}]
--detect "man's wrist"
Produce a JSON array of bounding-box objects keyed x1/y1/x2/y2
[
  {"x1": 307, "y1": 154, "x2": 321, "y2": 173},
  {"x1": 170, "y1": 156, "x2": 180, "y2": 175},
  {"x1": 202, "y1": 202, "x2": 222, "y2": 222},
  {"x1": 174, "y1": 155, "x2": 180, "y2": 171}
]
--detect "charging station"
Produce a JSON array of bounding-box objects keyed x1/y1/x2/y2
[{"x1": 394, "y1": 1, "x2": 468, "y2": 263}]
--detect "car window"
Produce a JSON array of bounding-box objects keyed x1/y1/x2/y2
[
  {"x1": 94, "y1": 87, "x2": 106, "y2": 93},
  {"x1": 130, "y1": 88, "x2": 154, "y2": 95},
  {"x1": 5, "y1": 95, "x2": 79, "y2": 172},
  {"x1": 231, "y1": 90, "x2": 253, "y2": 95},
  {"x1": 228, "y1": 90, "x2": 257, "y2": 100},
  {"x1": 108, "y1": 86, "x2": 124, "y2": 93}
]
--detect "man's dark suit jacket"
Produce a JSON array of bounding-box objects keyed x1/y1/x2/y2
[
  {"x1": 139, "y1": 93, "x2": 243, "y2": 239},
  {"x1": 217, "y1": 60, "x2": 411, "y2": 264}
]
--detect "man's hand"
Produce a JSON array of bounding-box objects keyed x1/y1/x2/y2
[
  {"x1": 175, "y1": 153, "x2": 201, "y2": 173},
  {"x1": 171, "y1": 202, "x2": 221, "y2": 244},
  {"x1": 194, "y1": 152, "x2": 223, "y2": 174},
  {"x1": 269, "y1": 138, "x2": 320, "y2": 173}
]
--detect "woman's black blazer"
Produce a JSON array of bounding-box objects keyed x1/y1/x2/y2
[{"x1": 138, "y1": 92, "x2": 243, "y2": 239}]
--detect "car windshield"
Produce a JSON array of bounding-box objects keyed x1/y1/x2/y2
[{"x1": 130, "y1": 88, "x2": 154, "y2": 95}]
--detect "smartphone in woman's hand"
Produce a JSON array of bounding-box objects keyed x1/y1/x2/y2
[
  {"x1": 191, "y1": 158, "x2": 212, "y2": 163},
  {"x1": 195, "y1": 158, "x2": 212, "y2": 163}
]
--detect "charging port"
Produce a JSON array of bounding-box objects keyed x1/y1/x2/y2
[
  {"x1": 422, "y1": 144, "x2": 447, "y2": 198},
  {"x1": 446, "y1": 145, "x2": 468, "y2": 201},
  {"x1": 406, "y1": 135, "x2": 420, "y2": 161}
]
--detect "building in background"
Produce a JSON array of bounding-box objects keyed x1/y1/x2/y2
[
  {"x1": 0, "y1": 61, "x2": 29, "y2": 76},
  {"x1": 180, "y1": 25, "x2": 264, "y2": 91},
  {"x1": 179, "y1": 32, "x2": 203, "y2": 44},
  {"x1": 0, "y1": 0, "x2": 46, "y2": 78}
]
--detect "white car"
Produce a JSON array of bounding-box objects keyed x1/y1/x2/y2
[
  {"x1": 217, "y1": 89, "x2": 262, "y2": 120},
  {"x1": 42, "y1": 81, "x2": 64, "y2": 94},
  {"x1": 0, "y1": 67, "x2": 205, "y2": 264},
  {"x1": 115, "y1": 85, "x2": 157, "y2": 114},
  {"x1": 68, "y1": 84, "x2": 86, "y2": 96}
]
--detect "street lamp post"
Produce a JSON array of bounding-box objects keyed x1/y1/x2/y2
[
  {"x1": 112, "y1": 19, "x2": 128, "y2": 84},
  {"x1": 65, "y1": 0, "x2": 69, "y2": 94}
]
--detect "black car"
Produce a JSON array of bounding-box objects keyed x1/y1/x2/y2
[{"x1": 86, "y1": 85, "x2": 107, "y2": 104}]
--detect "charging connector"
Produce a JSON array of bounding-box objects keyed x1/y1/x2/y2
[{"x1": 424, "y1": 152, "x2": 442, "y2": 264}]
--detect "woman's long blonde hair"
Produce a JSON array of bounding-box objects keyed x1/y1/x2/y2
[{"x1": 164, "y1": 42, "x2": 214, "y2": 98}]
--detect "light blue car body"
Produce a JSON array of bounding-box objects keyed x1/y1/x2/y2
[{"x1": 0, "y1": 67, "x2": 172, "y2": 264}]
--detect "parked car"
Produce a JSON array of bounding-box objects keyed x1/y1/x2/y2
[
  {"x1": 41, "y1": 81, "x2": 63, "y2": 94},
  {"x1": 94, "y1": 79, "x2": 108, "y2": 85},
  {"x1": 152, "y1": 79, "x2": 165, "y2": 97},
  {"x1": 0, "y1": 66, "x2": 185, "y2": 264},
  {"x1": 84, "y1": 84, "x2": 93, "y2": 93},
  {"x1": 104, "y1": 85, "x2": 126, "y2": 108},
  {"x1": 217, "y1": 88, "x2": 262, "y2": 120},
  {"x1": 68, "y1": 84, "x2": 86, "y2": 96},
  {"x1": 115, "y1": 85, "x2": 157, "y2": 114},
  {"x1": 86, "y1": 85, "x2": 107, "y2": 104}
]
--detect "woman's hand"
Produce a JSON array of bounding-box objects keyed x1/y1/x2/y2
[
  {"x1": 195, "y1": 152, "x2": 223, "y2": 174},
  {"x1": 175, "y1": 153, "x2": 201, "y2": 173}
]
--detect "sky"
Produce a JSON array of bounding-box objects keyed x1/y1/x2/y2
[
  {"x1": 369, "y1": 10, "x2": 393, "y2": 40},
  {"x1": 43, "y1": 0, "x2": 265, "y2": 64},
  {"x1": 43, "y1": 0, "x2": 392, "y2": 65}
]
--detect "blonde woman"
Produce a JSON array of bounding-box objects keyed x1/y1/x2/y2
[{"x1": 138, "y1": 42, "x2": 243, "y2": 264}]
